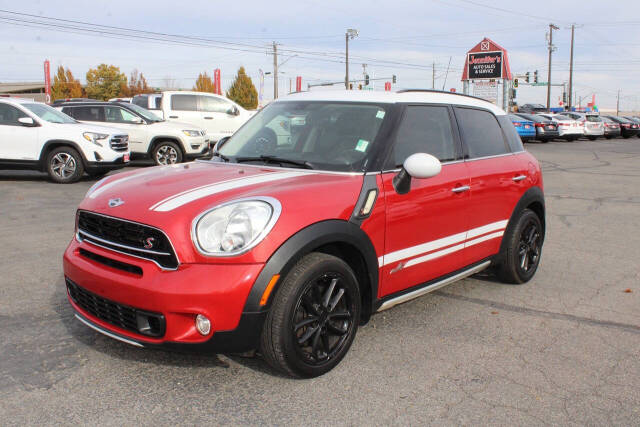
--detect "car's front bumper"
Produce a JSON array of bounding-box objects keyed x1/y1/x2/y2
[
  {"x1": 86, "y1": 153, "x2": 130, "y2": 172},
  {"x1": 63, "y1": 238, "x2": 266, "y2": 352}
]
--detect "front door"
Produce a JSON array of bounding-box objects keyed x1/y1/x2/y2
[
  {"x1": 380, "y1": 105, "x2": 470, "y2": 297},
  {"x1": 197, "y1": 95, "x2": 241, "y2": 141},
  {"x1": 0, "y1": 103, "x2": 39, "y2": 161},
  {"x1": 103, "y1": 106, "x2": 149, "y2": 153}
]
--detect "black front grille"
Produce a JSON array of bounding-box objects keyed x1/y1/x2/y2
[
  {"x1": 67, "y1": 278, "x2": 165, "y2": 337},
  {"x1": 77, "y1": 210, "x2": 179, "y2": 269},
  {"x1": 79, "y1": 248, "x2": 143, "y2": 276},
  {"x1": 110, "y1": 135, "x2": 129, "y2": 152}
]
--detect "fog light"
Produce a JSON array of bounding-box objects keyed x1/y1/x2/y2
[{"x1": 195, "y1": 314, "x2": 211, "y2": 335}]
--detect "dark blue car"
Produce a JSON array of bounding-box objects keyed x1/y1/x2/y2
[{"x1": 509, "y1": 114, "x2": 536, "y2": 142}]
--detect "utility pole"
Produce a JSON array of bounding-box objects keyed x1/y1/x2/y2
[
  {"x1": 432, "y1": 61, "x2": 435, "y2": 89},
  {"x1": 616, "y1": 89, "x2": 620, "y2": 116},
  {"x1": 345, "y1": 29, "x2": 358, "y2": 89},
  {"x1": 546, "y1": 23, "x2": 559, "y2": 109},
  {"x1": 273, "y1": 42, "x2": 278, "y2": 99},
  {"x1": 568, "y1": 24, "x2": 575, "y2": 110}
]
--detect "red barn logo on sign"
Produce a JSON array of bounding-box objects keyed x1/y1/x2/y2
[{"x1": 461, "y1": 37, "x2": 512, "y2": 82}]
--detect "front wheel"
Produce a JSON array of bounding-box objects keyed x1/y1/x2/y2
[
  {"x1": 260, "y1": 253, "x2": 361, "y2": 378},
  {"x1": 152, "y1": 141, "x2": 183, "y2": 165},
  {"x1": 496, "y1": 209, "x2": 544, "y2": 284},
  {"x1": 46, "y1": 146, "x2": 84, "y2": 183}
]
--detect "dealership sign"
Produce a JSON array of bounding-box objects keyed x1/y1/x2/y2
[
  {"x1": 461, "y1": 38, "x2": 512, "y2": 82},
  {"x1": 467, "y1": 51, "x2": 503, "y2": 80}
]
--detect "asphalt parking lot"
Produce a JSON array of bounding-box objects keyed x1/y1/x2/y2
[{"x1": 1, "y1": 137, "x2": 639, "y2": 425}]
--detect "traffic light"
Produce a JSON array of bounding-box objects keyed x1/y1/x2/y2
[
  {"x1": 358, "y1": 84, "x2": 363, "y2": 90},
  {"x1": 514, "y1": 78, "x2": 519, "y2": 88},
  {"x1": 364, "y1": 74, "x2": 370, "y2": 86},
  {"x1": 562, "y1": 92, "x2": 567, "y2": 103},
  {"x1": 349, "y1": 83, "x2": 353, "y2": 90},
  {"x1": 392, "y1": 74, "x2": 397, "y2": 84},
  {"x1": 534, "y1": 70, "x2": 538, "y2": 83},
  {"x1": 525, "y1": 72, "x2": 530, "y2": 83},
  {"x1": 510, "y1": 88, "x2": 517, "y2": 99}
]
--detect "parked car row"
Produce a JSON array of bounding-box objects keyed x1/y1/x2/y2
[
  {"x1": 1, "y1": 91, "x2": 256, "y2": 183},
  {"x1": 509, "y1": 111, "x2": 640, "y2": 142}
]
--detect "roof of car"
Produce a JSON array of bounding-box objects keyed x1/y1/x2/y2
[
  {"x1": 0, "y1": 97, "x2": 41, "y2": 105},
  {"x1": 277, "y1": 90, "x2": 507, "y2": 115}
]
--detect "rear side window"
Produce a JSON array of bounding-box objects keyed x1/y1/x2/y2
[
  {"x1": 455, "y1": 107, "x2": 509, "y2": 158},
  {"x1": 132, "y1": 96, "x2": 147, "y2": 108},
  {"x1": 71, "y1": 106, "x2": 104, "y2": 121},
  {"x1": 171, "y1": 94, "x2": 197, "y2": 111},
  {"x1": 497, "y1": 115, "x2": 523, "y2": 152},
  {"x1": 391, "y1": 105, "x2": 457, "y2": 166}
]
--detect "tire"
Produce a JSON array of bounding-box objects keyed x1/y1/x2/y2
[
  {"x1": 496, "y1": 209, "x2": 543, "y2": 284},
  {"x1": 260, "y1": 252, "x2": 361, "y2": 378},
  {"x1": 152, "y1": 141, "x2": 183, "y2": 165},
  {"x1": 588, "y1": 136, "x2": 597, "y2": 141},
  {"x1": 540, "y1": 138, "x2": 549, "y2": 143},
  {"x1": 46, "y1": 146, "x2": 85, "y2": 183},
  {"x1": 605, "y1": 135, "x2": 613, "y2": 139}
]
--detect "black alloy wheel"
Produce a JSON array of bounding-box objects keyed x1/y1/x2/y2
[
  {"x1": 496, "y1": 208, "x2": 544, "y2": 284},
  {"x1": 260, "y1": 253, "x2": 361, "y2": 378},
  {"x1": 292, "y1": 273, "x2": 355, "y2": 365}
]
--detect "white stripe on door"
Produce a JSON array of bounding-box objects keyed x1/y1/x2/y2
[{"x1": 381, "y1": 220, "x2": 508, "y2": 267}]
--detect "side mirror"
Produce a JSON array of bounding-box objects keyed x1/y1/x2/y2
[
  {"x1": 393, "y1": 153, "x2": 442, "y2": 195},
  {"x1": 18, "y1": 117, "x2": 37, "y2": 127},
  {"x1": 130, "y1": 116, "x2": 144, "y2": 124},
  {"x1": 228, "y1": 106, "x2": 240, "y2": 116}
]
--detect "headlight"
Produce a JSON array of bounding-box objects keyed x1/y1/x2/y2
[
  {"x1": 193, "y1": 197, "x2": 281, "y2": 256},
  {"x1": 183, "y1": 130, "x2": 202, "y2": 137},
  {"x1": 83, "y1": 132, "x2": 109, "y2": 147}
]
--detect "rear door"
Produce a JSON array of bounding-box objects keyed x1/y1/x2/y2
[
  {"x1": 380, "y1": 104, "x2": 470, "y2": 297},
  {"x1": 454, "y1": 107, "x2": 527, "y2": 265},
  {"x1": 166, "y1": 94, "x2": 202, "y2": 129}
]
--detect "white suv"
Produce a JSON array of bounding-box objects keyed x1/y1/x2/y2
[
  {"x1": 0, "y1": 98, "x2": 130, "y2": 183},
  {"x1": 134, "y1": 91, "x2": 254, "y2": 142},
  {"x1": 58, "y1": 101, "x2": 209, "y2": 165}
]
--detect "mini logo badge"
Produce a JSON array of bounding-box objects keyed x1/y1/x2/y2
[
  {"x1": 108, "y1": 198, "x2": 124, "y2": 208},
  {"x1": 143, "y1": 237, "x2": 155, "y2": 249}
]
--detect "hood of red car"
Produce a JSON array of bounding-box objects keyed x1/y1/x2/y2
[{"x1": 79, "y1": 162, "x2": 365, "y2": 262}]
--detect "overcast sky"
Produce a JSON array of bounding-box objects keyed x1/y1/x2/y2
[{"x1": 1, "y1": 0, "x2": 639, "y2": 109}]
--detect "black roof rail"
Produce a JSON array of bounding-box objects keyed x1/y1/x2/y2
[{"x1": 396, "y1": 88, "x2": 489, "y2": 103}]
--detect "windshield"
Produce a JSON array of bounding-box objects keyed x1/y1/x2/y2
[
  {"x1": 125, "y1": 103, "x2": 163, "y2": 122},
  {"x1": 586, "y1": 115, "x2": 602, "y2": 122},
  {"x1": 553, "y1": 115, "x2": 571, "y2": 121},
  {"x1": 23, "y1": 103, "x2": 76, "y2": 124},
  {"x1": 218, "y1": 101, "x2": 389, "y2": 172}
]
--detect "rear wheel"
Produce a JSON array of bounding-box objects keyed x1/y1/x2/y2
[
  {"x1": 588, "y1": 136, "x2": 597, "y2": 141},
  {"x1": 46, "y1": 146, "x2": 84, "y2": 183},
  {"x1": 152, "y1": 141, "x2": 183, "y2": 165},
  {"x1": 496, "y1": 209, "x2": 543, "y2": 284},
  {"x1": 260, "y1": 253, "x2": 361, "y2": 378}
]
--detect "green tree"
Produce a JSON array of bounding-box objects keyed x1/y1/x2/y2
[
  {"x1": 121, "y1": 69, "x2": 153, "y2": 97},
  {"x1": 193, "y1": 72, "x2": 216, "y2": 93},
  {"x1": 51, "y1": 66, "x2": 84, "y2": 101},
  {"x1": 85, "y1": 64, "x2": 127, "y2": 100},
  {"x1": 226, "y1": 66, "x2": 258, "y2": 109}
]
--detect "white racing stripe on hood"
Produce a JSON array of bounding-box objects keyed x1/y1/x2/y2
[
  {"x1": 151, "y1": 171, "x2": 310, "y2": 212},
  {"x1": 88, "y1": 168, "x2": 164, "y2": 199}
]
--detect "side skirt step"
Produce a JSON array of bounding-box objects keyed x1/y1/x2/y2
[{"x1": 376, "y1": 260, "x2": 491, "y2": 312}]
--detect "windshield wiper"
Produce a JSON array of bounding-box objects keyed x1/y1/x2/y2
[{"x1": 234, "y1": 155, "x2": 314, "y2": 169}]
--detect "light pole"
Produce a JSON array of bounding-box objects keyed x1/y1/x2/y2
[
  {"x1": 546, "y1": 23, "x2": 559, "y2": 109},
  {"x1": 345, "y1": 28, "x2": 358, "y2": 89}
]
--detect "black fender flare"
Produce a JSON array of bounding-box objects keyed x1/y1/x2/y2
[
  {"x1": 497, "y1": 186, "x2": 546, "y2": 260},
  {"x1": 243, "y1": 220, "x2": 379, "y2": 314},
  {"x1": 39, "y1": 140, "x2": 89, "y2": 170},
  {"x1": 148, "y1": 136, "x2": 185, "y2": 154}
]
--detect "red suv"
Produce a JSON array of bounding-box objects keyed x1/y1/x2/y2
[{"x1": 63, "y1": 90, "x2": 545, "y2": 378}]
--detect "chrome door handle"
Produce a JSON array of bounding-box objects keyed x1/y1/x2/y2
[
  {"x1": 169, "y1": 115, "x2": 178, "y2": 119},
  {"x1": 452, "y1": 185, "x2": 470, "y2": 193},
  {"x1": 512, "y1": 175, "x2": 527, "y2": 182},
  {"x1": 204, "y1": 116, "x2": 213, "y2": 119}
]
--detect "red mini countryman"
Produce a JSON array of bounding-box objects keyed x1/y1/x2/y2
[{"x1": 63, "y1": 90, "x2": 545, "y2": 378}]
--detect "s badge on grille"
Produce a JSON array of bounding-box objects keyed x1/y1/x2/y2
[
  {"x1": 143, "y1": 237, "x2": 155, "y2": 249},
  {"x1": 108, "y1": 198, "x2": 125, "y2": 207}
]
